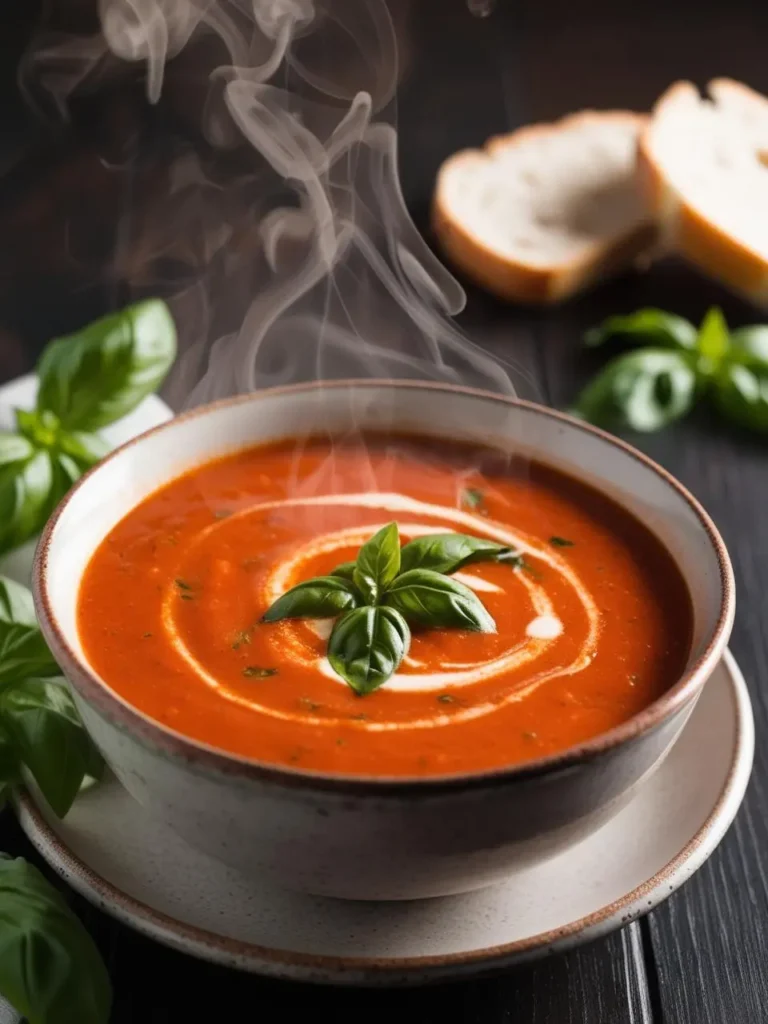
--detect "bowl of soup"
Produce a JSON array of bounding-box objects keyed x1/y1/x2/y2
[{"x1": 33, "y1": 381, "x2": 733, "y2": 900}]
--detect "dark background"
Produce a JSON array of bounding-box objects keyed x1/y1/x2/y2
[{"x1": 1, "y1": 0, "x2": 767, "y2": 1020}]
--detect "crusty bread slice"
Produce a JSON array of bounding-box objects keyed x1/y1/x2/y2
[
  {"x1": 639, "y1": 79, "x2": 768, "y2": 306},
  {"x1": 432, "y1": 112, "x2": 654, "y2": 305}
]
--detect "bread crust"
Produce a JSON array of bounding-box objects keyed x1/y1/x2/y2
[
  {"x1": 637, "y1": 79, "x2": 768, "y2": 305},
  {"x1": 432, "y1": 111, "x2": 653, "y2": 305}
]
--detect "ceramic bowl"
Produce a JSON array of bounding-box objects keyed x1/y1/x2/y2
[{"x1": 33, "y1": 382, "x2": 734, "y2": 901}]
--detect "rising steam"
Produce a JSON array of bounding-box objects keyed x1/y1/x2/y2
[{"x1": 21, "y1": 0, "x2": 518, "y2": 410}]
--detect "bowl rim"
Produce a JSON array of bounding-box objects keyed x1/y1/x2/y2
[{"x1": 33, "y1": 379, "x2": 735, "y2": 795}]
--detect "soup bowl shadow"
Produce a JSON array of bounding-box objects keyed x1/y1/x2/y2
[{"x1": 33, "y1": 382, "x2": 734, "y2": 901}]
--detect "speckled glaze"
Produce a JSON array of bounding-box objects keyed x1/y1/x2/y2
[
  {"x1": 15, "y1": 652, "x2": 753, "y2": 984},
  {"x1": 33, "y1": 383, "x2": 735, "y2": 900}
]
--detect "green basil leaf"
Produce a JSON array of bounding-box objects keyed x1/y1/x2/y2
[
  {"x1": 353, "y1": 522, "x2": 400, "y2": 604},
  {"x1": 328, "y1": 606, "x2": 410, "y2": 695},
  {"x1": 695, "y1": 307, "x2": 729, "y2": 373},
  {"x1": 262, "y1": 576, "x2": 360, "y2": 621},
  {"x1": 0, "y1": 448, "x2": 58, "y2": 557},
  {"x1": 0, "y1": 577, "x2": 59, "y2": 688},
  {"x1": 399, "y1": 532, "x2": 512, "y2": 575},
  {"x1": 57, "y1": 430, "x2": 111, "y2": 471},
  {"x1": 0, "y1": 854, "x2": 111, "y2": 1024},
  {"x1": 330, "y1": 561, "x2": 357, "y2": 581},
  {"x1": 571, "y1": 349, "x2": 697, "y2": 432},
  {"x1": 36, "y1": 299, "x2": 176, "y2": 431},
  {"x1": 0, "y1": 432, "x2": 35, "y2": 467},
  {"x1": 714, "y1": 363, "x2": 768, "y2": 433},
  {"x1": 384, "y1": 569, "x2": 496, "y2": 632},
  {"x1": 1, "y1": 678, "x2": 101, "y2": 817},
  {"x1": 0, "y1": 576, "x2": 37, "y2": 628},
  {"x1": 730, "y1": 325, "x2": 768, "y2": 368},
  {"x1": 585, "y1": 309, "x2": 697, "y2": 350}
]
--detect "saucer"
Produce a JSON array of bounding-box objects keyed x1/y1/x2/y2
[{"x1": 16, "y1": 650, "x2": 753, "y2": 986}]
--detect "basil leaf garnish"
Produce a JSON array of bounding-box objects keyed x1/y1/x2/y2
[
  {"x1": 0, "y1": 576, "x2": 37, "y2": 628},
  {"x1": 0, "y1": 854, "x2": 112, "y2": 1024},
  {"x1": 714, "y1": 363, "x2": 768, "y2": 433},
  {"x1": 57, "y1": 430, "x2": 112, "y2": 471},
  {"x1": 328, "y1": 606, "x2": 410, "y2": 695},
  {"x1": 585, "y1": 309, "x2": 697, "y2": 350},
  {"x1": 384, "y1": 569, "x2": 496, "y2": 633},
  {"x1": 0, "y1": 576, "x2": 60, "y2": 688},
  {"x1": 572, "y1": 349, "x2": 697, "y2": 432},
  {"x1": 262, "y1": 576, "x2": 360, "y2": 622},
  {"x1": 730, "y1": 325, "x2": 768, "y2": 368},
  {"x1": 1, "y1": 678, "x2": 103, "y2": 817},
  {"x1": 400, "y1": 533, "x2": 511, "y2": 575},
  {"x1": 0, "y1": 432, "x2": 35, "y2": 467},
  {"x1": 695, "y1": 307, "x2": 729, "y2": 375},
  {"x1": 330, "y1": 561, "x2": 356, "y2": 581},
  {"x1": 353, "y1": 521, "x2": 400, "y2": 604},
  {"x1": 36, "y1": 299, "x2": 176, "y2": 431}
]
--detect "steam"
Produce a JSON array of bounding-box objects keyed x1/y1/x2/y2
[{"x1": 21, "y1": 0, "x2": 518, "y2": 410}]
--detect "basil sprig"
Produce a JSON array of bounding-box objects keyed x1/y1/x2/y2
[
  {"x1": 0, "y1": 855, "x2": 111, "y2": 1024},
  {"x1": 0, "y1": 299, "x2": 176, "y2": 558},
  {"x1": 0, "y1": 576, "x2": 110, "y2": 1023},
  {"x1": 0, "y1": 577, "x2": 103, "y2": 816},
  {"x1": 572, "y1": 306, "x2": 768, "y2": 434},
  {"x1": 263, "y1": 525, "x2": 520, "y2": 695}
]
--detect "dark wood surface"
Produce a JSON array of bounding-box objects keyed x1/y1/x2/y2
[{"x1": 1, "y1": 1, "x2": 766, "y2": 1020}]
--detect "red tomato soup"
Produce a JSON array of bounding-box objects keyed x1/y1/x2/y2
[{"x1": 77, "y1": 435, "x2": 692, "y2": 777}]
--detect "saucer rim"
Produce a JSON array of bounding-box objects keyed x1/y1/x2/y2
[{"x1": 15, "y1": 649, "x2": 753, "y2": 985}]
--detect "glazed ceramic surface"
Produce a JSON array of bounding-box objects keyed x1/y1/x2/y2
[
  {"x1": 34, "y1": 383, "x2": 735, "y2": 899},
  {"x1": 16, "y1": 651, "x2": 753, "y2": 984}
]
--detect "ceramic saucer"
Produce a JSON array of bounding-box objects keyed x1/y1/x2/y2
[{"x1": 15, "y1": 650, "x2": 752, "y2": 986}]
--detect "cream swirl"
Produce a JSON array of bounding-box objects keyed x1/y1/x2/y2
[{"x1": 162, "y1": 492, "x2": 600, "y2": 731}]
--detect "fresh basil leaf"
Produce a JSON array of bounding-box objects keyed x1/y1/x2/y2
[
  {"x1": 0, "y1": 577, "x2": 59, "y2": 688},
  {"x1": 353, "y1": 522, "x2": 400, "y2": 604},
  {"x1": 330, "y1": 561, "x2": 357, "y2": 581},
  {"x1": 0, "y1": 576, "x2": 37, "y2": 628},
  {"x1": 57, "y1": 430, "x2": 111, "y2": 471},
  {"x1": 0, "y1": 448, "x2": 58, "y2": 556},
  {"x1": 328, "y1": 606, "x2": 410, "y2": 695},
  {"x1": 571, "y1": 349, "x2": 697, "y2": 432},
  {"x1": 399, "y1": 533, "x2": 511, "y2": 575},
  {"x1": 0, "y1": 854, "x2": 111, "y2": 1024},
  {"x1": 384, "y1": 569, "x2": 496, "y2": 633},
  {"x1": 730, "y1": 325, "x2": 768, "y2": 368},
  {"x1": 714, "y1": 363, "x2": 768, "y2": 433},
  {"x1": 695, "y1": 307, "x2": 729, "y2": 374},
  {"x1": 262, "y1": 576, "x2": 360, "y2": 621},
  {"x1": 0, "y1": 432, "x2": 35, "y2": 467},
  {"x1": 585, "y1": 309, "x2": 697, "y2": 350},
  {"x1": 1, "y1": 678, "x2": 101, "y2": 817},
  {"x1": 36, "y1": 299, "x2": 176, "y2": 431}
]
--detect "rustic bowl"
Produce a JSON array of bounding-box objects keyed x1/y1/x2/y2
[{"x1": 33, "y1": 381, "x2": 734, "y2": 900}]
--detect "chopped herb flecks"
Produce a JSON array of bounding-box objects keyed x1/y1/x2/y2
[
  {"x1": 232, "y1": 627, "x2": 253, "y2": 651},
  {"x1": 180, "y1": 593, "x2": 194, "y2": 601},
  {"x1": 437, "y1": 693, "x2": 456, "y2": 704},
  {"x1": 242, "y1": 666, "x2": 278, "y2": 678},
  {"x1": 142, "y1": 631, "x2": 153, "y2": 638},
  {"x1": 461, "y1": 488, "x2": 488, "y2": 515},
  {"x1": 549, "y1": 536, "x2": 574, "y2": 548},
  {"x1": 175, "y1": 578, "x2": 194, "y2": 590},
  {"x1": 299, "y1": 697, "x2": 322, "y2": 712}
]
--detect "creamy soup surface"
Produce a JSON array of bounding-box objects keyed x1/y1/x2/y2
[{"x1": 78, "y1": 435, "x2": 692, "y2": 776}]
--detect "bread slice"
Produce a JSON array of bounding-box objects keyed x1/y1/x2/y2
[
  {"x1": 639, "y1": 79, "x2": 768, "y2": 306},
  {"x1": 432, "y1": 112, "x2": 654, "y2": 304}
]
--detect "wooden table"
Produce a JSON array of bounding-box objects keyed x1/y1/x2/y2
[{"x1": 0, "y1": 1, "x2": 766, "y2": 1020}]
